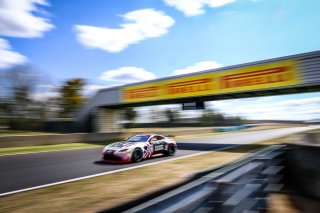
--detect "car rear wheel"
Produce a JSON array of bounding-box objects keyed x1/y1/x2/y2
[
  {"x1": 132, "y1": 148, "x2": 143, "y2": 162},
  {"x1": 166, "y1": 145, "x2": 176, "y2": 156}
]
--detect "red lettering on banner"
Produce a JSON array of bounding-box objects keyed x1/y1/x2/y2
[
  {"x1": 220, "y1": 66, "x2": 292, "y2": 89},
  {"x1": 165, "y1": 78, "x2": 214, "y2": 95},
  {"x1": 124, "y1": 86, "x2": 160, "y2": 100}
]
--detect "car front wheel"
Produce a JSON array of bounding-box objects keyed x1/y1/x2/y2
[{"x1": 132, "y1": 148, "x2": 143, "y2": 162}]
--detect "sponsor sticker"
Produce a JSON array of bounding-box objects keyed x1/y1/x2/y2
[{"x1": 154, "y1": 145, "x2": 164, "y2": 151}]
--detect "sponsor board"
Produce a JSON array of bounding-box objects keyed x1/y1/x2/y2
[
  {"x1": 122, "y1": 73, "x2": 215, "y2": 103},
  {"x1": 123, "y1": 82, "x2": 163, "y2": 103},
  {"x1": 122, "y1": 60, "x2": 300, "y2": 103},
  {"x1": 217, "y1": 60, "x2": 300, "y2": 93}
]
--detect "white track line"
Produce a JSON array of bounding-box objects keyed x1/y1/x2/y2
[{"x1": 0, "y1": 146, "x2": 237, "y2": 197}]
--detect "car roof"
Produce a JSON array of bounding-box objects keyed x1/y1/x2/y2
[{"x1": 134, "y1": 134, "x2": 163, "y2": 137}]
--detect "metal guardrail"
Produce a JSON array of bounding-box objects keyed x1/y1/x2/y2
[{"x1": 102, "y1": 145, "x2": 286, "y2": 213}]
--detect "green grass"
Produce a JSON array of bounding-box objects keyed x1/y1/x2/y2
[
  {"x1": 0, "y1": 143, "x2": 104, "y2": 155},
  {"x1": 0, "y1": 129, "x2": 56, "y2": 136}
]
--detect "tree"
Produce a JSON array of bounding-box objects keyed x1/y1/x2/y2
[
  {"x1": 149, "y1": 108, "x2": 162, "y2": 122},
  {"x1": 59, "y1": 78, "x2": 86, "y2": 118},
  {"x1": 0, "y1": 65, "x2": 55, "y2": 130},
  {"x1": 225, "y1": 116, "x2": 243, "y2": 125},
  {"x1": 201, "y1": 108, "x2": 225, "y2": 125},
  {"x1": 164, "y1": 108, "x2": 179, "y2": 122},
  {"x1": 124, "y1": 107, "x2": 137, "y2": 122},
  {"x1": 0, "y1": 65, "x2": 38, "y2": 119}
]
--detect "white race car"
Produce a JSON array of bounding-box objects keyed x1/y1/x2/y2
[{"x1": 102, "y1": 134, "x2": 177, "y2": 163}]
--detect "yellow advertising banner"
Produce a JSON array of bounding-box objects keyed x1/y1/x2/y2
[
  {"x1": 162, "y1": 73, "x2": 217, "y2": 99},
  {"x1": 122, "y1": 73, "x2": 216, "y2": 102},
  {"x1": 122, "y1": 60, "x2": 301, "y2": 103},
  {"x1": 217, "y1": 60, "x2": 300, "y2": 93}
]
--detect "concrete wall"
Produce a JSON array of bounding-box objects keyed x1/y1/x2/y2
[
  {"x1": 0, "y1": 127, "x2": 220, "y2": 148},
  {"x1": 96, "y1": 108, "x2": 123, "y2": 133},
  {"x1": 0, "y1": 132, "x2": 124, "y2": 148}
]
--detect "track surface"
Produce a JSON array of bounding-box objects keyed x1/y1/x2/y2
[{"x1": 0, "y1": 126, "x2": 316, "y2": 194}]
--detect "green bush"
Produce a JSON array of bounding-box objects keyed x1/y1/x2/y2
[{"x1": 8, "y1": 118, "x2": 44, "y2": 131}]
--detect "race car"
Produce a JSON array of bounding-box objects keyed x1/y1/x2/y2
[{"x1": 101, "y1": 134, "x2": 177, "y2": 163}]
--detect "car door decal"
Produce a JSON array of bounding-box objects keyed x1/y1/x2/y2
[
  {"x1": 144, "y1": 143, "x2": 153, "y2": 158},
  {"x1": 154, "y1": 143, "x2": 164, "y2": 151}
]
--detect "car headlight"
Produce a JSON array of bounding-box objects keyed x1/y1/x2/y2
[
  {"x1": 118, "y1": 148, "x2": 129, "y2": 152},
  {"x1": 103, "y1": 146, "x2": 110, "y2": 153}
]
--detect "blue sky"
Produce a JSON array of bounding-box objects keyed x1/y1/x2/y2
[{"x1": 1, "y1": 0, "x2": 320, "y2": 121}]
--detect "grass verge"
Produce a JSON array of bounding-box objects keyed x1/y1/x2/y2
[
  {"x1": 0, "y1": 130, "x2": 57, "y2": 136},
  {"x1": 0, "y1": 138, "x2": 284, "y2": 213},
  {"x1": 0, "y1": 143, "x2": 102, "y2": 155}
]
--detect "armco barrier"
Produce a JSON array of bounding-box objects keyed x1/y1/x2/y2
[{"x1": 100, "y1": 145, "x2": 286, "y2": 213}]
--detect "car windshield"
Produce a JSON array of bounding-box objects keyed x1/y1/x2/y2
[{"x1": 127, "y1": 135, "x2": 150, "y2": 142}]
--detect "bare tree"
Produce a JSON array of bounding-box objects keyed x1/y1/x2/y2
[{"x1": 0, "y1": 65, "x2": 38, "y2": 118}]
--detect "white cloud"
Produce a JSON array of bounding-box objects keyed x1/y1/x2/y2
[
  {"x1": 75, "y1": 8, "x2": 175, "y2": 53},
  {"x1": 164, "y1": 0, "x2": 235, "y2": 16},
  {"x1": 30, "y1": 83, "x2": 58, "y2": 100},
  {"x1": 83, "y1": 84, "x2": 108, "y2": 96},
  {"x1": 37, "y1": 83, "x2": 56, "y2": 90},
  {"x1": 100, "y1": 67, "x2": 156, "y2": 85},
  {"x1": 32, "y1": 91, "x2": 59, "y2": 100},
  {"x1": 85, "y1": 84, "x2": 107, "y2": 91},
  {"x1": 0, "y1": 0, "x2": 54, "y2": 38},
  {"x1": 0, "y1": 38, "x2": 27, "y2": 69},
  {"x1": 172, "y1": 61, "x2": 222, "y2": 75}
]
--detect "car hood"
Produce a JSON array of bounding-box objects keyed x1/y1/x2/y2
[{"x1": 105, "y1": 141, "x2": 138, "y2": 150}]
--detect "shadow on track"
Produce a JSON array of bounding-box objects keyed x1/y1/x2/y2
[
  {"x1": 177, "y1": 142, "x2": 272, "y2": 152},
  {"x1": 177, "y1": 143, "x2": 230, "y2": 151},
  {"x1": 93, "y1": 154, "x2": 173, "y2": 166}
]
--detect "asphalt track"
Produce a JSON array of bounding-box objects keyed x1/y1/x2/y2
[{"x1": 0, "y1": 126, "x2": 316, "y2": 195}]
